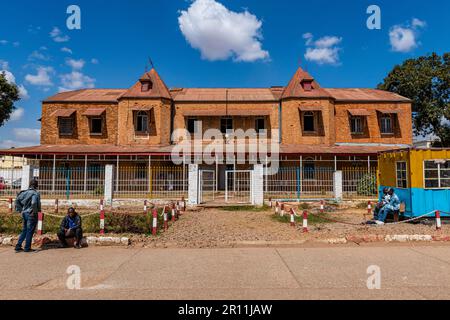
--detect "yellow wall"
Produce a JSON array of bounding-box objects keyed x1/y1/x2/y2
[{"x1": 378, "y1": 149, "x2": 450, "y2": 188}]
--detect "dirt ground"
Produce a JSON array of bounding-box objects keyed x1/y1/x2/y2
[{"x1": 1, "y1": 200, "x2": 448, "y2": 248}]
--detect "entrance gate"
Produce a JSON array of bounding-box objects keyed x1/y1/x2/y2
[
  {"x1": 198, "y1": 170, "x2": 216, "y2": 204},
  {"x1": 225, "y1": 170, "x2": 253, "y2": 204}
]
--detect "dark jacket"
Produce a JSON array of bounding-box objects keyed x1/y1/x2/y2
[
  {"x1": 15, "y1": 187, "x2": 41, "y2": 217},
  {"x1": 60, "y1": 214, "x2": 82, "y2": 232}
]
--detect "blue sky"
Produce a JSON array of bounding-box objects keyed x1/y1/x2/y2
[{"x1": 0, "y1": 0, "x2": 449, "y2": 148}]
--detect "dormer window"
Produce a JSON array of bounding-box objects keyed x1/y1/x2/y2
[
  {"x1": 301, "y1": 80, "x2": 313, "y2": 91},
  {"x1": 141, "y1": 80, "x2": 152, "y2": 92}
]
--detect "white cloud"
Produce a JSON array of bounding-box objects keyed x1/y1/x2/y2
[
  {"x1": 13, "y1": 42, "x2": 20, "y2": 47},
  {"x1": 389, "y1": 18, "x2": 426, "y2": 53},
  {"x1": 91, "y1": 58, "x2": 99, "y2": 64},
  {"x1": 18, "y1": 85, "x2": 29, "y2": 99},
  {"x1": 25, "y1": 66, "x2": 54, "y2": 86},
  {"x1": 0, "y1": 40, "x2": 8, "y2": 45},
  {"x1": 58, "y1": 71, "x2": 95, "y2": 92},
  {"x1": 28, "y1": 50, "x2": 50, "y2": 61},
  {"x1": 13, "y1": 128, "x2": 41, "y2": 144},
  {"x1": 303, "y1": 33, "x2": 342, "y2": 65},
  {"x1": 178, "y1": 0, "x2": 269, "y2": 62},
  {"x1": 66, "y1": 58, "x2": 85, "y2": 70},
  {"x1": 61, "y1": 47, "x2": 73, "y2": 54},
  {"x1": 10, "y1": 108, "x2": 25, "y2": 121},
  {"x1": 50, "y1": 27, "x2": 70, "y2": 42},
  {"x1": 0, "y1": 61, "x2": 29, "y2": 99}
]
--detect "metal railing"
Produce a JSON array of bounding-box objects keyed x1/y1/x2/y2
[
  {"x1": 342, "y1": 167, "x2": 378, "y2": 199},
  {"x1": 264, "y1": 167, "x2": 335, "y2": 200},
  {"x1": 37, "y1": 166, "x2": 105, "y2": 199},
  {"x1": 114, "y1": 165, "x2": 188, "y2": 199}
]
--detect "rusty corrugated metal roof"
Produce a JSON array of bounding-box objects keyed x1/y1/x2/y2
[
  {"x1": 172, "y1": 88, "x2": 278, "y2": 102},
  {"x1": 44, "y1": 89, "x2": 126, "y2": 103},
  {"x1": 0, "y1": 143, "x2": 401, "y2": 156},
  {"x1": 325, "y1": 88, "x2": 411, "y2": 102},
  {"x1": 120, "y1": 68, "x2": 172, "y2": 100}
]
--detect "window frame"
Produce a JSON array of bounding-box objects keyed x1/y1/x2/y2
[
  {"x1": 141, "y1": 81, "x2": 152, "y2": 92},
  {"x1": 255, "y1": 117, "x2": 266, "y2": 134},
  {"x1": 58, "y1": 116, "x2": 74, "y2": 136},
  {"x1": 302, "y1": 111, "x2": 316, "y2": 133},
  {"x1": 380, "y1": 114, "x2": 394, "y2": 135},
  {"x1": 89, "y1": 117, "x2": 103, "y2": 136},
  {"x1": 395, "y1": 161, "x2": 408, "y2": 189},
  {"x1": 350, "y1": 116, "x2": 364, "y2": 134},
  {"x1": 424, "y1": 159, "x2": 450, "y2": 189},
  {"x1": 220, "y1": 117, "x2": 233, "y2": 134},
  {"x1": 135, "y1": 110, "x2": 149, "y2": 134},
  {"x1": 187, "y1": 117, "x2": 201, "y2": 135}
]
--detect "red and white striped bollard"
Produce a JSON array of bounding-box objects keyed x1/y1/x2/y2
[
  {"x1": 152, "y1": 209, "x2": 158, "y2": 235},
  {"x1": 8, "y1": 197, "x2": 13, "y2": 212},
  {"x1": 436, "y1": 210, "x2": 442, "y2": 231},
  {"x1": 320, "y1": 200, "x2": 324, "y2": 214},
  {"x1": 144, "y1": 200, "x2": 148, "y2": 214},
  {"x1": 100, "y1": 210, "x2": 105, "y2": 235},
  {"x1": 290, "y1": 209, "x2": 296, "y2": 227},
  {"x1": 163, "y1": 208, "x2": 168, "y2": 231},
  {"x1": 280, "y1": 204, "x2": 285, "y2": 217},
  {"x1": 54, "y1": 198, "x2": 59, "y2": 214},
  {"x1": 367, "y1": 201, "x2": 372, "y2": 216},
  {"x1": 302, "y1": 211, "x2": 308, "y2": 233},
  {"x1": 37, "y1": 212, "x2": 44, "y2": 235},
  {"x1": 100, "y1": 199, "x2": 104, "y2": 211}
]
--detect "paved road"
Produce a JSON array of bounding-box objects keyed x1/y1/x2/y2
[{"x1": 1, "y1": 244, "x2": 450, "y2": 300}]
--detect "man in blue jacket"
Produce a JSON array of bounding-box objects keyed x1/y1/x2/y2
[
  {"x1": 376, "y1": 188, "x2": 400, "y2": 225},
  {"x1": 14, "y1": 179, "x2": 41, "y2": 253},
  {"x1": 58, "y1": 207, "x2": 83, "y2": 249}
]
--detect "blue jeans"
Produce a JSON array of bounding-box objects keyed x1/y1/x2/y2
[
  {"x1": 377, "y1": 207, "x2": 392, "y2": 223},
  {"x1": 16, "y1": 212, "x2": 37, "y2": 251}
]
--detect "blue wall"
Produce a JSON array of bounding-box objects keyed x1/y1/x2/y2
[{"x1": 379, "y1": 186, "x2": 450, "y2": 218}]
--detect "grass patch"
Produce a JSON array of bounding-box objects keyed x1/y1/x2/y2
[
  {"x1": 271, "y1": 212, "x2": 335, "y2": 225},
  {"x1": 220, "y1": 205, "x2": 270, "y2": 212},
  {"x1": 0, "y1": 207, "x2": 173, "y2": 236},
  {"x1": 356, "y1": 201, "x2": 371, "y2": 209},
  {"x1": 297, "y1": 202, "x2": 311, "y2": 210}
]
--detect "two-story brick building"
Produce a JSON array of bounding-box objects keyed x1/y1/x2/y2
[{"x1": 0, "y1": 66, "x2": 412, "y2": 202}]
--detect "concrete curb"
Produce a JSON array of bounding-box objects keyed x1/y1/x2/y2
[{"x1": 0, "y1": 236, "x2": 130, "y2": 247}]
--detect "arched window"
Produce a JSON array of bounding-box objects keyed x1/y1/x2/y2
[
  {"x1": 136, "y1": 111, "x2": 149, "y2": 133},
  {"x1": 303, "y1": 111, "x2": 315, "y2": 132}
]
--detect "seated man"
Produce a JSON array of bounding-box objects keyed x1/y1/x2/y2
[
  {"x1": 376, "y1": 188, "x2": 400, "y2": 225},
  {"x1": 374, "y1": 188, "x2": 390, "y2": 220},
  {"x1": 58, "y1": 207, "x2": 83, "y2": 249}
]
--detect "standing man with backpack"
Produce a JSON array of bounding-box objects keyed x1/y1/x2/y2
[{"x1": 14, "y1": 178, "x2": 41, "y2": 253}]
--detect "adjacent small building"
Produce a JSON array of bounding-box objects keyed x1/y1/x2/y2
[{"x1": 378, "y1": 148, "x2": 450, "y2": 217}]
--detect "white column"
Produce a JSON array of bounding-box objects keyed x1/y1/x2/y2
[
  {"x1": 21, "y1": 165, "x2": 34, "y2": 191},
  {"x1": 104, "y1": 164, "x2": 114, "y2": 205},
  {"x1": 252, "y1": 164, "x2": 264, "y2": 206},
  {"x1": 334, "y1": 170, "x2": 343, "y2": 202},
  {"x1": 188, "y1": 164, "x2": 199, "y2": 205}
]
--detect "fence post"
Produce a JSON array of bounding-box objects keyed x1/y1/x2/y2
[
  {"x1": 333, "y1": 171, "x2": 343, "y2": 202},
  {"x1": 20, "y1": 165, "x2": 34, "y2": 191},
  {"x1": 188, "y1": 164, "x2": 199, "y2": 205},
  {"x1": 100, "y1": 210, "x2": 105, "y2": 235},
  {"x1": 252, "y1": 164, "x2": 264, "y2": 206},
  {"x1": 104, "y1": 164, "x2": 114, "y2": 206}
]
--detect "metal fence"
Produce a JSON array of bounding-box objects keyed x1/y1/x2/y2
[
  {"x1": 225, "y1": 170, "x2": 253, "y2": 204},
  {"x1": 114, "y1": 165, "x2": 188, "y2": 199},
  {"x1": 38, "y1": 166, "x2": 106, "y2": 199},
  {"x1": 0, "y1": 168, "x2": 22, "y2": 197},
  {"x1": 264, "y1": 167, "x2": 335, "y2": 200},
  {"x1": 342, "y1": 167, "x2": 378, "y2": 199}
]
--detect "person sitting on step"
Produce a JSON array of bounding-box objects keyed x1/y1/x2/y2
[{"x1": 58, "y1": 207, "x2": 83, "y2": 249}]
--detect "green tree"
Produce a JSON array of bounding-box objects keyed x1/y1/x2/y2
[
  {"x1": 377, "y1": 53, "x2": 450, "y2": 146},
  {"x1": 0, "y1": 71, "x2": 20, "y2": 127}
]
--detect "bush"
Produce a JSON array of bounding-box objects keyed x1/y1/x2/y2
[{"x1": 357, "y1": 174, "x2": 377, "y2": 196}]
